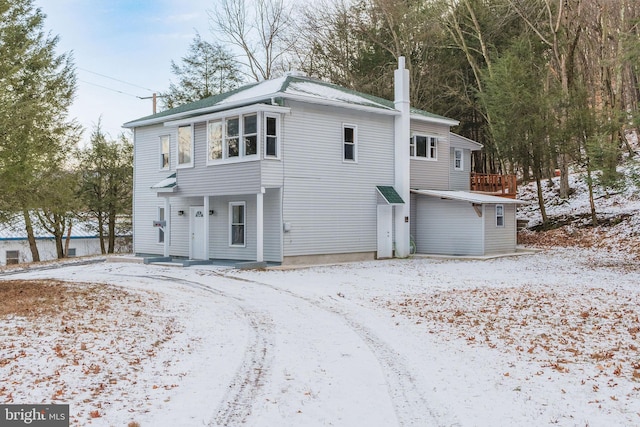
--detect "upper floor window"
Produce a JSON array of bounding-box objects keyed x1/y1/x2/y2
[
  {"x1": 244, "y1": 114, "x2": 257, "y2": 156},
  {"x1": 343, "y1": 124, "x2": 357, "y2": 162},
  {"x1": 177, "y1": 125, "x2": 193, "y2": 167},
  {"x1": 208, "y1": 113, "x2": 262, "y2": 163},
  {"x1": 454, "y1": 148, "x2": 463, "y2": 171},
  {"x1": 208, "y1": 120, "x2": 223, "y2": 160},
  {"x1": 496, "y1": 204, "x2": 505, "y2": 227},
  {"x1": 411, "y1": 135, "x2": 437, "y2": 160},
  {"x1": 160, "y1": 135, "x2": 170, "y2": 170},
  {"x1": 227, "y1": 117, "x2": 240, "y2": 158},
  {"x1": 265, "y1": 114, "x2": 279, "y2": 158}
]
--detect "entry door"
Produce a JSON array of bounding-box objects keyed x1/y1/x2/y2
[
  {"x1": 190, "y1": 206, "x2": 206, "y2": 260},
  {"x1": 377, "y1": 205, "x2": 393, "y2": 258}
]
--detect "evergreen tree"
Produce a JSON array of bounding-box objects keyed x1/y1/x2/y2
[
  {"x1": 77, "y1": 123, "x2": 133, "y2": 254},
  {"x1": 162, "y1": 33, "x2": 242, "y2": 109},
  {"x1": 0, "y1": 0, "x2": 78, "y2": 261}
]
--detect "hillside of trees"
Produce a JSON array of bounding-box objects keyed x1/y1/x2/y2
[{"x1": 2, "y1": 0, "x2": 639, "y2": 261}]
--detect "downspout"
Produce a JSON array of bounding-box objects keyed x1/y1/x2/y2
[{"x1": 394, "y1": 56, "x2": 410, "y2": 257}]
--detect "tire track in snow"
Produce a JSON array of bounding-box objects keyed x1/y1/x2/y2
[
  {"x1": 128, "y1": 274, "x2": 274, "y2": 427},
  {"x1": 204, "y1": 270, "x2": 459, "y2": 427}
]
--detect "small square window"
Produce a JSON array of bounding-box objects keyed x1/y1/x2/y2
[
  {"x1": 6, "y1": 250, "x2": 19, "y2": 265},
  {"x1": 67, "y1": 248, "x2": 77, "y2": 257}
]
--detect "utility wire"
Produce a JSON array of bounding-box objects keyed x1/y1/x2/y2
[
  {"x1": 78, "y1": 79, "x2": 141, "y2": 98},
  {"x1": 78, "y1": 67, "x2": 159, "y2": 93}
]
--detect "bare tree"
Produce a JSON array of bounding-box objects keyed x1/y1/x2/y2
[{"x1": 209, "y1": 0, "x2": 296, "y2": 81}]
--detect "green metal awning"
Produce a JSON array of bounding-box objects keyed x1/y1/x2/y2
[
  {"x1": 376, "y1": 186, "x2": 404, "y2": 205},
  {"x1": 151, "y1": 173, "x2": 177, "y2": 192}
]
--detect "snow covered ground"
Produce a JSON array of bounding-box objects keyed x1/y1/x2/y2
[{"x1": 2, "y1": 249, "x2": 640, "y2": 427}]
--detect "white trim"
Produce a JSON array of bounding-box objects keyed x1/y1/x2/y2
[
  {"x1": 454, "y1": 148, "x2": 463, "y2": 171},
  {"x1": 411, "y1": 189, "x2": 527, "y2": 205},
  {"x1": 342, "y1": 123, "x2": 358, "y2": 163},
  {"x1": 206, "y1": 113, "x2": 261, "y2": 165},
  {"x1": 229, "y1": 201, "x2": 246, "y2": 247},
  {"x1": 157, "y1": 206, "x2": 165, "y2": 244},
  {"x1": 411, "y1": 134, "x2": 438, "y2": 160},
  {"x1": 256, "y1": 191, "x2": 264, "y2": 262},
  {"x1": 410, "y1": 113, "x2": 459, "y2": 126},
  {"x1": 176, "y1": 124, "x2": 194, "y2": 169},
  {"x1": 163, "y1": 103, "x2": 290, "y2": 128},
  {"x1": 264, "y1": 113, "x2": 281, "y2": 159}
]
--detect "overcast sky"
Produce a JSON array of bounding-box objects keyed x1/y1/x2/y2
[{"x1": 35, "y1": 0, "x2": 213, "y2": 143}]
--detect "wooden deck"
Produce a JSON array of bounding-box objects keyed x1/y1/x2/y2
[{"x1": 470, "y1": 173, "x2": 517, "y2": 199}]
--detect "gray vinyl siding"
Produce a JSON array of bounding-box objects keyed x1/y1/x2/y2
[
  {"x1": 264, "y1": 188, "x2": 282, "y2": 262},
  {"x1": 414, "y1": 196, "x2": 484, "y2": 256},
  {"x1": 409, "y1": 193, "x2": 417, "y2": 240},
  {"x1": 410, "y1": 121, "x2": 451, "y2": 190},
  {"x1": 206, "y1": 195, "x2": 257, "y2": 260},
  {"x1": 133, "y1": 124, "x2": 177, "y2": 255},
  {"x1": 281, "y1": 101, "x2": 394, "y2": 256},
  {"x1": 484, "y1": 204, "x2": 517, "y2": 254},
  {"x1": 173, "y1": 122, "x2": 262, "y2": 197},
  {"x1": 449, "y1": 147, "x2": 471, "y2": 191}
]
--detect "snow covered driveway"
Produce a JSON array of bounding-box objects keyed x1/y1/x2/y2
[{"x1": 2, "y1": 247, "x2": 640, "y2": 426}]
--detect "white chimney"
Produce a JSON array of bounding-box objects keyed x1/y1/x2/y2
[{"x1": 394, "y1": 56, "x2": 410, "y2": 258}]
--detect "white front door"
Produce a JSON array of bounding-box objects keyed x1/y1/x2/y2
[
  {"x1": 377, "y1": 205, "x2": 393, "y2": 258},
  {"x1": 190, "y1": 206, "x2": 206, "y2": 260}
]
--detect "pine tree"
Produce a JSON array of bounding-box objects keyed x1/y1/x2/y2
[
  {"x1": 76, "y1": 123, "x2": 132, "y2": 254},
  {"x1": 162, "y1": 33, "x2": 242, "y2": 109},
  {"x1": 0, "y1": 0, "x2": 79, "y2": 261}
]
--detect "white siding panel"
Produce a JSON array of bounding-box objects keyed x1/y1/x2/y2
[
  {"x1": 449, "y1": 147, "x2": 471, "y2": 191},
  {"x1": 281, "y1": 101, "x2": 395, "y2": 256},
  {"x1": 264, "y1": 188, "x2": 282, "y2": 262},
  {"x1": 484, "y1": 204, "x2": 517, "y2": 254},
  {"x1": 133, "y1": 124, "x2": 177, "y2": 256},
  {"x1": 207, "y1": 195, "x2": 257, "y2": 260},
  {"x1": 410, "y1": 121, "x2": 451, "y2": 190},
  {"x1": 414, "y1": 196, "x2": 484, "y2": 255}
]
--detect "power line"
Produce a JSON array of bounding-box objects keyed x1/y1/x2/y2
[
  {"x1": 77, "y1": 67, "x2": 159, "y2": 93},
  {"x1": 78, "y1": 79, "x2": 141, "y2": 98}
]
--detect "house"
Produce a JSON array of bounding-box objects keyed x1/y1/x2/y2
[{"x1": 123, "y1": 57, "x2": 523, "y2": 265}]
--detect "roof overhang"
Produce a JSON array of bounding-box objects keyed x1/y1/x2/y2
[
  {"x1": 151, "y1": 173, "x2": 177, "y2": 193},
  {"x1": 411, "y1": 189, "x2": 528, "y2": 205},
  {"x1": 410, "y1": 113, "x2": 459, "y2": 127},
  {"x1": 163, "y1": 104, "x2": 291, "y2": 127},
  {"x1": 449, "y1": 132, "x2": 483, "y2": 151},
  {"x1": 123, "y1": 93, "x2": 289, "y2": 128},
  {"x1": 377, "y1": 186, "x2": 405, "y2": 205}
]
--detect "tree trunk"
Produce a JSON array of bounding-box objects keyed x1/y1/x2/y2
[
  {"x1": 22, "y1": 209, "x2": 40, "y2": 262},
  {"x1": 98, "y1": 214, "x2": 106, "y2": 254},
  {"x1": 586, "y1": 163, "x2": 598, "y2": 226},
  {"x1": 108, "y1": 209, "x2": 116, "y2": 254},
  {"x1": 559, "y1": 154, "x2": 570, "y2": 198},
  {"x1": 535, "y1": 175, "x2": 548, "y2": 224},
  {"x1": 64, "y1": 221, "x2": 72, "y2": 257}
]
